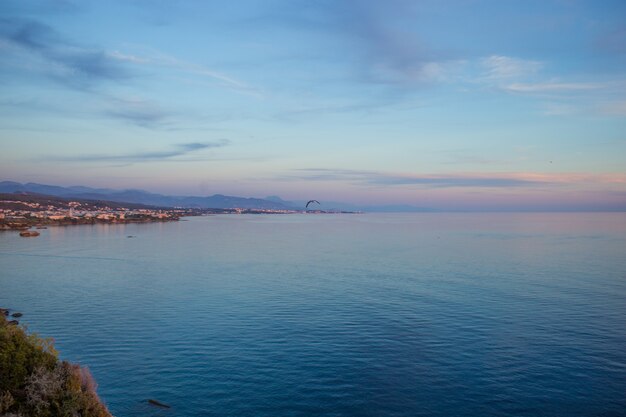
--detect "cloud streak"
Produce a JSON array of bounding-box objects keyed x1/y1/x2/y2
[
  {"x1": 104, "y1": 98, "x2": 172, "y2": 128},
  {"x1": 105, "y1": 47, "x2": 260, "y2": 96},
  {"x1": 285, "y1": 168, "x2": 548, "y2": 188},
  {"x1": 0, "y1": 18, "x2": 130, "y2": 87},
  {"x1": 472, "y1": 55, "x2": 626, "y2": 117},
  {"x1": 504, "y1": 82, "x2": 603, "y2": 93},
  {"x1": 337, "y1": 1, "x2": 454, "y2": 86},
  {"x1": 1, "y1": 17, "x2": 253, "y2": 93},
  {"x1": 481, "y1": 55, "x2": 542, "y2": 80},
  {"x1": 284, "y1": 169, "x2": 626, "y2": 189},
  {"x1": 51, "y1": 140, "x2": 230, "y2": 164},
  {"x1": 263, "y1": 1, "x2": 454, "y2": 87}
]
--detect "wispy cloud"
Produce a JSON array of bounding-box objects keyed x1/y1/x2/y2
[
  {"x1": 264, "y1": 1, "x2": 457, "y2": 87},
  {"x1": 274, "y1": 99, "x2": 402, "y2": 121},
  {"x1": 104, "y1": 98, "x2": 171, "y2": 128},
  {"x1": 106, "y1": 46, "x2": 261, "y2": 96},
  {"x1": 475, "y1": 55, "x2": 626, "y2": 117},
  {"x1": 0, "y1": 16, "x2": 257, "y2": 95},
  {"x1": 2, "y1": 0, "x2": 82, "y2": 17},
  {"x1": 481, "y1": 55, "x2": 542, "y2": 80},
  {"x1": 51, "y1": 140, "x2": 230, "y2": 164},
  {"x1": 340, "y1": 2, "x2": 457, "y2": 86},
  {"x1": 0, "y1": 16, "x2": 263, "y2": 130},
  {"x1": 504, "y1": 82, "x2": 602, "y2": 93},
  {"x1": 106, "y1": 50, "x2": 149, "y2": 64},
  {"x1": 283, "y1": 168, "x2": 626, "y2": 189},
  {"x1": 285, "y1": 168, "x2": 548, "y2": 188},
  {"x1": 0, "y1": 18, "x2": 130, "y2": 87}
]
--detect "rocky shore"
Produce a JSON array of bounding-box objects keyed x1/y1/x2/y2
[{"x1": 0, "y1": 214, "x2": 180, "y2": 232}]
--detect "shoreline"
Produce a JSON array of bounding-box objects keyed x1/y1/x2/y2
[
  {"x1": 0, "y1": 216, "x2": 181, "y2": 232},
  {"x1": 0, "y1": 193, "x2": 361, "y2": 233},
  {"x1": 0, "y1": 210, "x2": 362, "y2": 234}
]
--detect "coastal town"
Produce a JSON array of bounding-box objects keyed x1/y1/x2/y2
[
  {"x1": 0, "y1": 193, "x2": 338, "y2": 236},
  {"x1": 0, "y1": 193, "x2": 185, "y2": 233}
]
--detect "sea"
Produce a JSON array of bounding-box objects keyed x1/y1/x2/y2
[{"x1": 1, "y1": 213, "x2": 625, "y2": 417}]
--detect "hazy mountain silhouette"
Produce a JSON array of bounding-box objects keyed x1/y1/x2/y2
[
  {"x1": 0, "y1": 181, "x2": 295, "y2": 210},
  {"x1": 1, "y1": 181, "x2": 435, "y2": 212}
]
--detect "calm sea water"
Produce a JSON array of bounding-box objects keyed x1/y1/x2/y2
[{"x1": 1, "y1": 213, "x2": 625, "y2": 417}]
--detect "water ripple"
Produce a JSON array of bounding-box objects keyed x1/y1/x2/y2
[{"x1": 1, "y1": 213, "x2": 625, "y2": 417}]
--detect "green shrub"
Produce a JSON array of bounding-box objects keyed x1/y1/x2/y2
[
  {"x1": 0, "y1": 322, "x2": 56, "y2": 392},
  {"x1": 0, "y1": 317, "x2": 111, "y2": 417}
]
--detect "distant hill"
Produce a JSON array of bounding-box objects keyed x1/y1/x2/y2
[
  {"x1": 0, "y1": 182, "x2": 296, "y2": 210},
  {"x1": 0, "y1": 192, "x2": 163, "y2": 211},
  {"x1": 0, "y1": 181, "x2": 437, "y2": 212}
]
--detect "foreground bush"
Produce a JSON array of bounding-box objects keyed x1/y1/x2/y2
[{"x1": 0, "y1": 316, "x2": 112, "y2": 417}]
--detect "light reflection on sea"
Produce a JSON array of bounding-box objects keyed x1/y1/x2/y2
[{"x1": 1, "y1": 213, "x2": 625, "y2": 416}]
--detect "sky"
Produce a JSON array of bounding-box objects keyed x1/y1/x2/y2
[{"x1": 1, "y1": 0, "x2": 625, "y2": 210}]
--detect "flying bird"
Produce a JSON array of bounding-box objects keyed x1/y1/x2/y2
[{"x1": 306, "y1": 200, "x2": 320, "y2": 208}]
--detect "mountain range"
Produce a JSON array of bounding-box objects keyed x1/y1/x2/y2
[
  {"x1": 0, "y1": 181, "x2": 435, "y2": 212},
  {"x1": 0, "y1": 181, "x2": 294, "y2": 210}
]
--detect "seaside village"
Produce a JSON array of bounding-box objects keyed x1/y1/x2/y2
[
  {"x1": 0, "y1": 195, "x2": 314, "y2": 236},
  {"x1": 0, "y1": 198, "x2": 184, "y2": 234}
]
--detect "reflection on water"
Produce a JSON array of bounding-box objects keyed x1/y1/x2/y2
[{"x1": 1, "y1": 213, "x2": 625, "y2": 416}]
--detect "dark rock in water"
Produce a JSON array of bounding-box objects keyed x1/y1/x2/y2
[
  {"x1": 148, "y1": 399, "x2": 171, "y2": 409},
  {"x1": 12, "y1": 312, "x2": 23, "y2": 318},
  {"x1": 8, "y1": 320, "x2": 19, "y2": 325},
  {"x1": 127, "y1": 235, "x2": 135, "y2": 238}
]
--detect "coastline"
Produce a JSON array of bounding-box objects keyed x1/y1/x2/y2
[
  {"x1": 0, "y1": 215, "x2": 180, "y2": 232},
  {"x1": 0, "y1": 209, "x2": 362, "y2": 233},
  {"x1": 1, "y1": 192, "x2": 361, "y2": 234}
]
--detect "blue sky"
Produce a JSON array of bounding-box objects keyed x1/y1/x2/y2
[{"x1": 1, "y1": 0, "x2": 625, "y2": 210}]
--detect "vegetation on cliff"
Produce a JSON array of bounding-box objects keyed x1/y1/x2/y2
[{"x1": 0, "y1": 316, "x2": 111, "y2": 417}]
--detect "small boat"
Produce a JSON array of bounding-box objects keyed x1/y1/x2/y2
[{"x1": 19, "y1": 231, "x2": 40, "y2": 237}]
